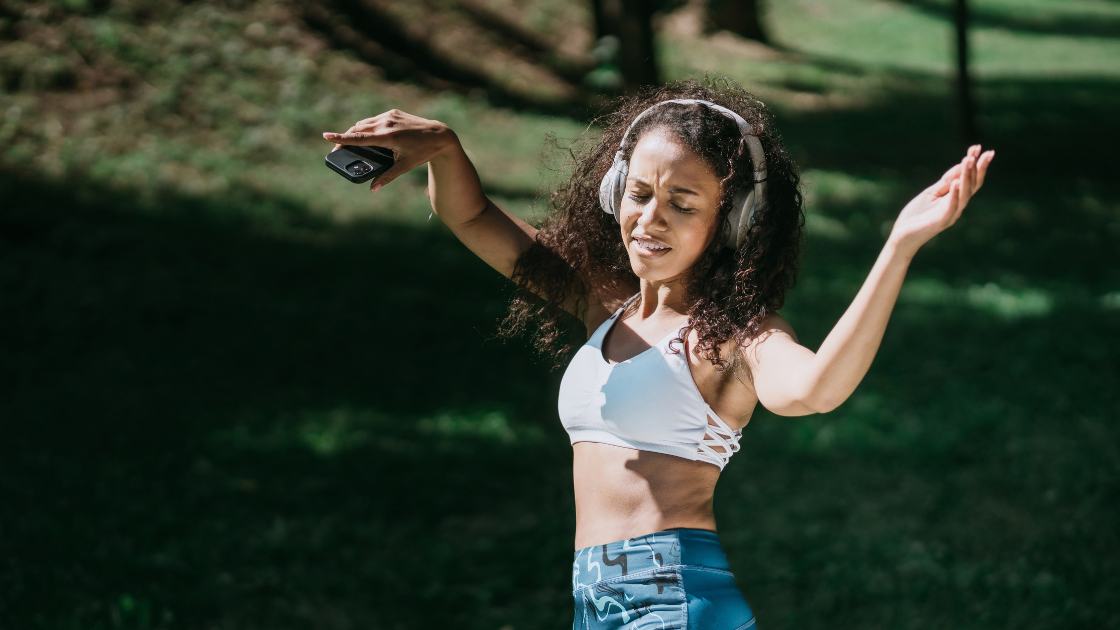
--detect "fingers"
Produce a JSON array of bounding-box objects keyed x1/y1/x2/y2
[
  {"x1": 975, "y1": 149, "x2": 994, "y2": 190},
  {"x1": 938, "y1": 146, "x2": 985, "y2": 202},
  {"x1": 930, "y1": 163, "x2": 964, "y2": 196},
  {"x1": 947, "y1": 153, "x2": 976, "y2": 218},
  {"x1": 962, "y1": 145, "x2": 995, "y2": 193},
  {"x1": 955, "y1": 175, "x2": 970, "y2": 222},
  {"x1": 962, "y1": 153, "x2": 976, "y2": 199},
  {"x1": 368, "y1": 162, "x2": 409, "y2": 194},
  {"x1": 322, "y1": 121, "x2": 383, "y2": 146},
  {"x1": 323, "y1": 131, "x2": 386, "y2": 146},
  {"x1": 321, "y1": 109, "x2": 441, "y2": 194},
  {"x1": 946, "y1": 146, "x2": 994, "y2": 223},
  {"x1": 965, "y1": 146, "x2": 980, "y2": 195},
  {"x1": 946, "y1": 179, "x2": 960, "y2": 220},
  {"x1": 323, "y1": 109, "x2": 411, "y2": 146}
]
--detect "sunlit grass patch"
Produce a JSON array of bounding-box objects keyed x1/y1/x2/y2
[
  {"x1": 659, "y1": 12, "x2": 894, "y2": 114},
  {"x1": 659, "y1": 0, "x2": 1120, "y2": 129},
  {"x1": 213, "y1": 407, "x2": 383, "y2": 455},
  {"x1": 769, "y1": 0, "x2": 955, "y2": 76},
  {"x1": 800, "y1": 169, "x2": 903, "y2": 240},
  {"x1": 0, "y1": 1, "x2": 580, "y2": 233},
  {"x1": 418, "y1": 410, "x2": 544, "y2": 444},
  {"x1": 421, "y1": 92, "x2": 589, "y2": 196},
  {"x1": 766, "y1": 0, "x2": 1120, "y2": 79},
  {"x1": 108, "y1": 593, "x2": 169, "y2": 630},
  {"x1": 965, "y1": 282, "x2": 1053, "y2": 319},
  {"x1": 971, "y1": 27, "x2": 1120, "y2": 79},
  {"x1": 900, "y1": 277, "x2": 1054, "y2": 319},
  {"x1": 787, "y1": 392, "x2": 924, "y2": 454},
  {"x1": 773, "y1": 385, "x2": 1012, "y2": 457},
  {"x1": 802, "y1": 170, "x2": 897, "y2": 209},
  {"x1": 804, "y1": 212, "x2": 851, "y2": 240},
  {"x1": 213, "y1": 407, "x2": 543, "y2": 456}
]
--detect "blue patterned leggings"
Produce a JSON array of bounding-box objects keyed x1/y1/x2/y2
[{"x1": 572, "y1": 528, "x2": 756, "y2": 630}]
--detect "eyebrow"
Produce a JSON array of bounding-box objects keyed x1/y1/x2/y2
[{"x1": 631, "y1": 178, "x2": 701, "y2": 196}]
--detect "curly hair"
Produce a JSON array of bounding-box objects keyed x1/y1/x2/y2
[{"x1": 499, "y1": 75, "x2": 804, "y2": 373}]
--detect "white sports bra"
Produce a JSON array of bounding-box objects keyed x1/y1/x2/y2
[{"x1": 557, "y1": 294, "x2": 742, "y2": 470}]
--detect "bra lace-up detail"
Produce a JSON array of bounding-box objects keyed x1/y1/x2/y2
[
  {"x1": 557, "y1": 293, "x2": 745, "y2": 471},
  {"x1": 698, "y1": 408, "x2": 742, "y2": 469}
]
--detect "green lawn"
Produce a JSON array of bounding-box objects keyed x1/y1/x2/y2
[{"x1": 1, "y1": 0, "x2": 1118, "y2": 628}]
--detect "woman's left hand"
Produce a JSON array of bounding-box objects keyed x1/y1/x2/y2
[{"x1": 888, "y1": 145, "x2": 995, "y2": 258}]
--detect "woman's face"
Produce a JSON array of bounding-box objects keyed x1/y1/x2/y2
[{"x1": 619, "y1": 127, "x2": 723, "y2": 283}]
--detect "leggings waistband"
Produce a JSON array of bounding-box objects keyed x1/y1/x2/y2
[{"x1": 572, "y1": 528, "x2": 729, "y2": 589}]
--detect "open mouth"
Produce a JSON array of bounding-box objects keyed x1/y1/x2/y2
[{"x1": 632, "y1": 236, "x2": 671, "y2": 256}]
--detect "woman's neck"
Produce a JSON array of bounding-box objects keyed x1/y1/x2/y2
[{"x1": 636, "y1": 276, "x2": 691, "y2": 320}]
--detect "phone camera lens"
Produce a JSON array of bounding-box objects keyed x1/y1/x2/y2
[{"x1": 346, "y1": 161, "x2": 372, "y2": 175}]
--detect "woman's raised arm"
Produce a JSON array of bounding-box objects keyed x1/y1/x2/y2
[
  {"x1": 745, "y1": 145, "x2": 995, "y2": 416},
  {"x1": 323, "y1": 110, "x2": 537, "y2": 279}
]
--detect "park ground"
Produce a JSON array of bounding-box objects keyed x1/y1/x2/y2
[{"x1": 1, "y1": 0, "x2": 1118, "y2": 628}]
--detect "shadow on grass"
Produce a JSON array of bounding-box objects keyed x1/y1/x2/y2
[
  {"x1": 894, "y1": 0, "x2": 1120, "y2": 39},
  {"x1": 0, "y1": 174, "x2": 577, "y2": 628},
  {"x1": 301, "y1": 0, "x2": 596, "y2": 119}
]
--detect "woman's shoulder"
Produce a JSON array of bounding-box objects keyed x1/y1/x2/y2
[
  {"x1": 730, "y1": 311, "x2": 801, "y2": 375},
  {"x1": 734, "y1": 311, "x2": 798, "y2": 352},
  {"x1": 756, "y1": 311, "x2": 797, "y2": 341}
]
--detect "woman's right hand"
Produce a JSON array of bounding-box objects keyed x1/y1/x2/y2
[
  {"x1": 324, "y1": 108, "x2": 541, "y2": 287},
  {"x1": 323, "y1": 109, "x2": 457, "y2": 193}
]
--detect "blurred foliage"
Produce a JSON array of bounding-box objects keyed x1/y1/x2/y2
[{"x1": 1, "y1": 0, "x2": 1118, "y2": 629}]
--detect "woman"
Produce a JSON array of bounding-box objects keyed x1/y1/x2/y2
[{"x1": 323, "y1": 78, "x2": 993, "y2": 629}]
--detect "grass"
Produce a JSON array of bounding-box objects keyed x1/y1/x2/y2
[{"x1": 1, "y1": 0, "x2": 1118, "y2": 629}]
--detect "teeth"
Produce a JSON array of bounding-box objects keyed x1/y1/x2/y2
[{"x1": 635, "y1": 239, "x2": 668, "y2": 252}]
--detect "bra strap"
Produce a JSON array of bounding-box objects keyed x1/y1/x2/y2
[{"x1": 590, "y1": 292, "x2": 643, "y2": 345}]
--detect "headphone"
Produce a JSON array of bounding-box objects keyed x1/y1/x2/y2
[{"x1": 598, "y1": 99, "x2": 768, "y2": 250}]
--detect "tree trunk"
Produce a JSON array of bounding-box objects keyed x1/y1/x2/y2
[
  {"x1": 955, "y1": 0, "x2": 979, "y2": 144},
  {"x1": 591, "y1": 0, "x2": 622, "y2": 40},
  {"x1": 617, "y1": 0, "x2": 659, "y2": 91},
  {"x1": 706, "y1": 0, "x2": 767, "y2": 42}
]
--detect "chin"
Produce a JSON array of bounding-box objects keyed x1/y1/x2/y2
[{"x1": 627, "y1": 254, "x2": 685, "y2": 283}]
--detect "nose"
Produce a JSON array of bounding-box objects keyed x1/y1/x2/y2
[{"x1": 635, "y1": 195, "x2": 667, "y2": 230}]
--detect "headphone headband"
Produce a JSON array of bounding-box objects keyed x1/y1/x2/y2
[{"x1": 598, "y1": 99, "x2": 768, "y2": 250}]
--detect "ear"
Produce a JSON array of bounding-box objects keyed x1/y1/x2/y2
[{"x1": 725, "y1": 189, "x2": 754, "y2": 249}]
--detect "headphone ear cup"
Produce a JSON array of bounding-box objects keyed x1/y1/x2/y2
[
  {"x1": 598, "y1": 159, "x2": 629, "y2": 221},
  {"x1": 725, "y1": 189, "x2": 754, "y2": 249}
]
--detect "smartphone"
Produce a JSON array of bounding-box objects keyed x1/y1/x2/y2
[{"x1": 325, "y1": 145, "x2": 394, "y2": 183}]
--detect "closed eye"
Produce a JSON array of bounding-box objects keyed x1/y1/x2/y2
[{"x1": 627, "y1": 193, "x2": 694, "y2": 214}]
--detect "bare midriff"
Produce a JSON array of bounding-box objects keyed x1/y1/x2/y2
[{"x1": 572, "y1": 441, "x2": 722, "y2": 550}]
